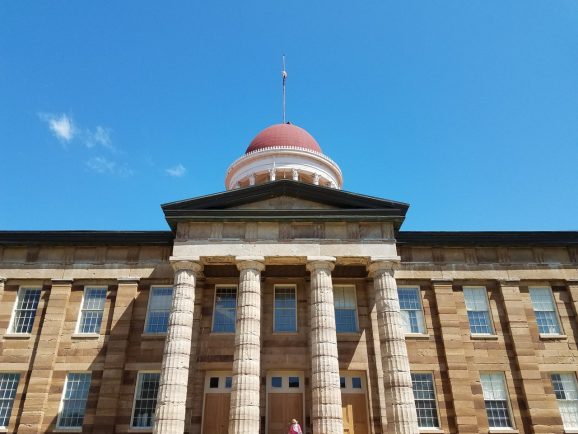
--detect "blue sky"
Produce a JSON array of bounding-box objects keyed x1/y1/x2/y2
[{"x1": 1, "y1": 1, "x2": 577, "y2": 231}]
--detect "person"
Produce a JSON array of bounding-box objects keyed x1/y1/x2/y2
[{"x1": 288, "y1": 419, "x2": 302, "y2": 434}]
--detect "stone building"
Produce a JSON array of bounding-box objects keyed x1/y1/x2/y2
[{"x1": 1, "y1": 122, "x2": 578, "y2": 434}]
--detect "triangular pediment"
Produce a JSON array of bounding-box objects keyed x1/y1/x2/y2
[{"x1": 161, "y1": 180, "x2": 409, "y2": 230}]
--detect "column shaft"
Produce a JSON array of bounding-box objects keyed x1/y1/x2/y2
[
  {"x1": 307, "y1": 256, "x2": 343, "y2": 434},
  {"x1": 154, "y1": 259, "x2": 202, "y2": 434},
  {"x1": 369, "y1": 260, "x2": 418, "y2": 434},
  {"x1": 18, "y1": 280, "x2": 72, "y2": 433},
  {"x1": 229, "y1": 257, "x2": 265, "y2": 434},
  {"x1": 94, "y1": 279, "x2": 139, "y2": 433}
]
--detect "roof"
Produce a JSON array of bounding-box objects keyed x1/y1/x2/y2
[
  {"x1": 245, "y1": 123, "x2": 322, "y2": 154},
  {"x1": 161, "y1": 180, "x2": 410, "y2": 230}
]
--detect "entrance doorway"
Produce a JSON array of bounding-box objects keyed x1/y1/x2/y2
[
  {"x1": 267, "y1": 371, "x2": 305, "y2": 434},
  {"x1": 202, "y1": 372, "x2": 232, "y2": 434},
  {"x1": 340, "y1": 372, "x2": 369, "y2": 434}
]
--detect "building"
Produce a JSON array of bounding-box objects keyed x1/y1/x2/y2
[{"x1": 1, "y1": 122, "x2": 578, "y2": 434}]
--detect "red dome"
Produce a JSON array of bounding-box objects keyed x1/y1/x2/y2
[{"x1": 245, "y1": 123, "x2": 322, "y2": 154}]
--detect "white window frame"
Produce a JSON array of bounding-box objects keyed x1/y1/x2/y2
[
  {"x1": 143, "y1": 286, "x2": 173, "y2": 335},
  {"x1": 411, "y1": 371, "x2": 441, "y2": 429},
  {"x1": 339, "y1": 371, "x2": 367, "y2": 394},
  {"x1": 204, "y1": 371, "x2": 233, "y2": 393},
  {"x1": 75, "y1": 286, "x2": 107, "y2": 335},
  {"x1": 397, "y1": 286, "x2": 426, "y2": 335},
  {"x1": 463, "y1": 286, "x2": 495, "y2": 336},
  {"x1": 529, "y1": 286, "x2": 564, "y2": 336},
  {"x1": 480, "y1": 372, "x2": 515, "y2": 429},
  {"x1": 551, "y1": 372, "x2": 578, "y2": 430},
  {"x1": 212, "y1": 285, "x2": 238, "y2": 334},
  {"x1": 56, "y1": 372, "x2": 92, "y2": 430},
  {"x1": 0, "y1": 372, "x2": 20, "y2": 430},
  {"x1": 8, "y1": 287, "x2": 42, "y2": 335},
  {"x1": 273, "y1": 284, "x2": 298, "y2": 333},
  {"x1": 333, "y1": 285, "x2": 359, "y2": 333},
  {"x1": 131, "y1": 371, "x2": 160, "y2": 430}
]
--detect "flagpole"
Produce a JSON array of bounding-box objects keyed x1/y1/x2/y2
[{"x1": 282, "y1": 55, "x2": 287, "y2": 124}]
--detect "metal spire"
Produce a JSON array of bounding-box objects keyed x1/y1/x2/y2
[{"x1": 282, "y1": 55, "x2": 287, "y2": 124}]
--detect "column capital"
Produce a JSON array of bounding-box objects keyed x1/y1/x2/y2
[
  {"x1": 169, "y1": 256, "x2": 203, "y2": 273},
  {"x1": 235, "y1": 256, "x2": 265, "y2": 271},
  {"x1": 51, "y1": 278, "x2": 74, "y2": 285},
  {"x1": 368, "y1": 257, "x2": 400, "y2": 276},
  {"x1": 431, "y1": 278, "x2": 454, "y2": 285},
  {"x1": 306, "y1": 256, "x2": 336, "y2": 272},
  {"x1": 117, "y1": 277, "x2": 141, "y2": 284}
]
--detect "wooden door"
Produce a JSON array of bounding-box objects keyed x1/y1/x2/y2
[
  {"x1": 342, "y1": 394, "x2": 368, "y2": 434},
  {"x1": 203, "y1": 393, "x2": 231, "y2": 434},
  {"x1": 268, "y1": 393, "x2": 303, "y2": 434}
]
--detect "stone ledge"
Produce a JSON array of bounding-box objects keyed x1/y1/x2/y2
[
  {"x1": 71, "y1": 333, "x2": 101, "y2": 339},
  {"x1": 405, "y1": 333, "x2": 430, "y2": 340},
  {"x1": 539, "y1": 334, "x2": 568, "y2": 340},
  {"x1": 488, "y1": 429, "x2": 519, "y2": 434},
  {"x1": 3, "y1": 333, "x2": 31, "y2": 340},
  {"x1": 470, "y1": 334, "x2": 499, "y2": 340}
]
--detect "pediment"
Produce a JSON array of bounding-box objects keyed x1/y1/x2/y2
[{"x1": 161, "y1": 180, "x2": 409, "y2": 230}]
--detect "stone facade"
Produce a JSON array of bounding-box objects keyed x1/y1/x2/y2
[{"x1": 0, "y1": 184, "x2": 577, "y2": 434}]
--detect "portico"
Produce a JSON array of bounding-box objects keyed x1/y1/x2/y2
[{"x1": 153, "y1": 178, "x2": 418, "y2": 434}]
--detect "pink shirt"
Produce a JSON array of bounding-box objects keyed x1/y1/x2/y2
[{"x1": 289, "y1": 423, "x2": 302, "y2": 434}]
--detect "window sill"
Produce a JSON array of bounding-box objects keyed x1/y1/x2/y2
[
  {"x1": 72, "y1": 333, "x2": 100, "y2": 339},
  {"x1": 419, "y1": 429, "x2": 444, "y2": 433},
  {"x1": 488, "y1": 429, "x2": 518, "y2": 434},
  {"x1": 141, "y1": 333, "x2": 166, "y2": 340},
  {"x1": 539, "y1": 334, "x2": 567, "y2": 340},
  {"x1": 405, "y1": 333, "x2": 430, "y2": 340},
  {"x1": 3, "y1": 333, "x2": 31, "y2": 339},
  {"x1": 471, "y1": 334, "x2": 499, "y2": 340},
  {"x1": 564, "y1": 430, "x2": 578, "y2": 434},
  {"x1": 53, "y1": 428, "x2": 83, "y2": 433}
]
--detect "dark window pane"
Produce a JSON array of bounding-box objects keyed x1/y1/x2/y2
[{"x1": 209, "y1": 377, "x2": 219, "y2": 389}]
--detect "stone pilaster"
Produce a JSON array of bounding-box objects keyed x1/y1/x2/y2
[
  {"x1": 229, "y1": 256, "x2": 265, "y2": 434},
  {"x1": 18, "y1": 279, "x2": 72, "y2": 434},
  {"x1": 307, "y1": 256, "x2": 343, "y2": 434},
  {"x1": 0, "y1": 277, "x2": 5, "y2": 301},
  {"x1": 567, "y1": 279, "x2": 578, "y2": 320},
  {"x1": 154, "y1": 258, "x2": 202, "y2": 434},
  {"x1": 499, "y1": 279, "x2": 563, "y2": 432},
  {"x1": 94, "y1": 278, "x2": 139, "y2": 433},
  {"x1": 431, "y1": 279, "x2": 481, "y2": 433},
  {"x1": 368, "y1": 259, "x2": 418, "y2": 434}
]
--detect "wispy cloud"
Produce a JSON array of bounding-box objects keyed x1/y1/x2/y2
[
  {"x1": 39, "y1": 113, "x2": 75, "y2": 143},
  {"x1": 86, "y1": 156, "x2": 134, "y2": 177},
  {"x1": 85, "y1": 126, "x2": 113, "y2": 150},
  {"x1": 166, "y1": 163, "x2": 186, "y2": 177}
]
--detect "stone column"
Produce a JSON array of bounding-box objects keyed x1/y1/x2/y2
[
  {"x1": 154, "y1": 258, "x2": 202, "y2": 434},
  {"x1": 368, "y1": 259, "x2": 418, "y2": 434},
  {"x1": 229, "y1": 256, "x2": 265, "y2": 434},
  {"x1": 567, "y1": 279, "x2": 578, "y2": 320},
  {"x1": 499, "y1": 279, "x2": 563, "y2": 432},
  {"x1": 19, "y1": 279, "x2": 72, "y2": 434},
  {"x1": 307, "y1": 256, "x2": 343, "y2": 434},
  {"x1": 94, "y1": 278, "x2": 140, "y2": 433},
  {"x1": 431, "y1": 279, "x2": 481, "y2": 433}
]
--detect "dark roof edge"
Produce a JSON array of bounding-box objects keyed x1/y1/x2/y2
[
  {"x1": 397, "y1": 231, "x2": 578, "y2": 247},
  {"x1": 0, "y1": 231, "x2": 174, "y2": 246}
]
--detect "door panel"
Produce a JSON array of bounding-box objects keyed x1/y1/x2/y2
[
  {"x1": 342, "y1": 394, "x2": 368, "y2": 434},
  {"x1": 268, "y1": 393, "x2": 303, "y2": 434},
  {"x1": 203, "y1": 393, "x2": 231, "y2": 434}
]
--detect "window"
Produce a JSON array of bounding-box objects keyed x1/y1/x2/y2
[
  {"x1": 131, "y1": 372, "x2": 160, "y2": 429},
  {"x1": 0, "y1": 373, "x2": 19, "y2": 428},
  {"x1": 551, "y1": 373, "x2": 578, "y2": 430},
  {"x1": 340, "y1": 377, "x2": 346, "y2": 389},
  {"x1": 9, "y1": 287, "x2": 41, "y2": 334},
  {"x1": 225, "y1": 377, "x2": 232, "y2": 389},
  {"x1": 333, "y1": 286, "x2": 358, "y2": 333},
  {"x1": 352, "y1": 377, "x2": 362, "y2": 389},
  {"x1": 271, "y1": 377, "x2": 282, "y2": 388},
  {"x1": 144, "y1": 287, "x2": 172, "y2": 334},
  {"x1": 480, "y1": 373, "x2": 513, "y2": 428},
  {"x1": 76, "y1": 287, "x2": 107, "y2": 334},
  {"x1": 411, "y1": 373, "x2": 439, "y2": 428},
  {"x1": 463, "y1": 287, "x2": 493, "y2": 335},
  {"x1": 398, "y1": 287, "x2": 425, "y2": 334},
  {"x1": 209, "y1": 377, "x2": 219, "y2": 389},
  {"x1": 57, "y1": 373, "x2": 91, "y2": 429},
  {"x1": 530, "y1": 287, "x2": 562, "y2": 335},
  {"x1": 274, "y1": 286, "x2": 297, "y2": 332},
  {"x1": 213, "y1": 286, "x2": 237, "y2": 333},
  {"x1": 288, "y1": 377, "x2": 300, "y2": 388}
]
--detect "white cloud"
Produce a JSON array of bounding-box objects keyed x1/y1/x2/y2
[
  {"x1": 40, "y1": 113, "x2": 75, "y2": 142},
  {"x1": 166, "y1": 164, "x2": 186, "y2": 177},
  {"x1": 85, "y1": 126, "x2": 113, "y2": 149},
  {"x1": 86, "y1": 156, "x2": 133, "y2": 177}
]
